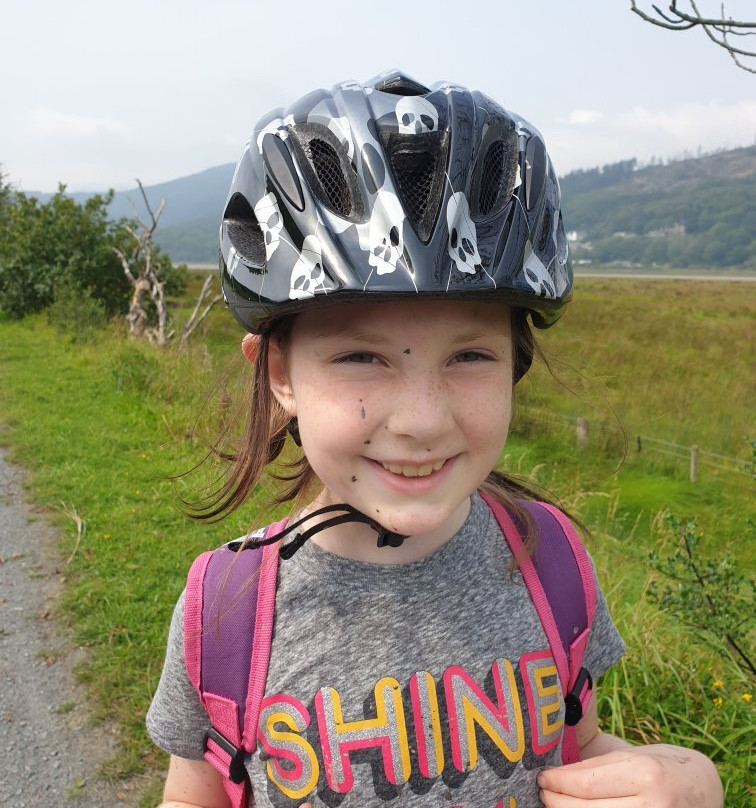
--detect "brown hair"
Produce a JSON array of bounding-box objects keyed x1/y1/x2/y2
[{"x1": 188, "y1": 306, "x2": 571, "y2": 551}]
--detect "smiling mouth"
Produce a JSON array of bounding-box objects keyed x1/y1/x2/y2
[{"x1": 381, "y1": 460, "x2": 446, "y2": 478}]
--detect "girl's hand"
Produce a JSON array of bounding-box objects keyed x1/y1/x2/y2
[{"x1": 538, "y1": 743, "x2": 723, "y2": 807}]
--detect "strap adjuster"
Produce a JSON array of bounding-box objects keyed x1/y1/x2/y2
[
  {"x1": 204, "y1": 727, "x2": 248, "y2": 784},
  {"x1": 564, "y1": 667, "x2": 593, "y2": 727}
]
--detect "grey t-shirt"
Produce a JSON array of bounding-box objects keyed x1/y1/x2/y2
[{"x1": 147, "y1": 494, "x2": 625, "y2": 808}]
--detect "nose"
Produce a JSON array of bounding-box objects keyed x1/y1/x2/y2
[{"x1": 385, "y1": 370, "x2": 455, "y2": 442}]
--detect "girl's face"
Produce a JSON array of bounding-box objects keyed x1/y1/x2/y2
[{"x1": 268, "y1": 299, "x2": 513, "y2": 551}]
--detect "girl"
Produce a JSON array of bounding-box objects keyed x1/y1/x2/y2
[{"x1": 147, "y1": 71, "x2": 723, "y2": 808}]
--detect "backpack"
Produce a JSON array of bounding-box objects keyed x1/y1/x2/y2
[{"x1": 183, "y1": 498, "x2": 596, "y2": 808}]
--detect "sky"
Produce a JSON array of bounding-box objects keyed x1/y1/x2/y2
[{"x1": 2, "y1": 0, "x2": 754, "y2": 193}]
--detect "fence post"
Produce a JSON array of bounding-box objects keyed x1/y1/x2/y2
[
  {"x1": 690, "y1": 445, "x2": 699, "y2": 483},
  {"x1": 576, "y1": 417, "x2": 589, "y2": 450}
]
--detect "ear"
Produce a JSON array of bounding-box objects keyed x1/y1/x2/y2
[
  {"x1": 267, "y1": 338, "x2": 297, "y2": 416},
  {"x1": 241, "y1": 333, "x2": 260, "y2": 365}
]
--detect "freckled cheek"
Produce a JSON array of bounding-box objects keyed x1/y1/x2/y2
[
  {"x1": 295, "y1": 391, "x2": 379, "y2": 446},
  {"x1": 459, "y1": 393, "x2": 512, "y2": 440}
]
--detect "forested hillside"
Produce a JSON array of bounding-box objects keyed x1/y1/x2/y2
[{"x1": 561, "y1": 146, "x2": 755, "y2": 269}]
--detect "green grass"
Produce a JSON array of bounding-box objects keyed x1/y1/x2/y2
[
  {"x1": 0, "y1": 275, "x2": 753, "y2": 806},
  {"x1": 521, "y1": 277, "x2": 754, "y2": 461}
]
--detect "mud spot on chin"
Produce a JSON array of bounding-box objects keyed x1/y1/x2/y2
[
  {"x1": 351, "y1": 476, "x2": 358, "y2": 482},
  {"x1": 403, "y1": 348, "x2": 411, "y2": 354},
  {"x1": 364, "y1": 440, "x2": 371, "y2": 445}
]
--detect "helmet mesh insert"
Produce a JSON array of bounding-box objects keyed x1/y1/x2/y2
[
  {"x1": 223, "y1": 193, "x2": 266, "y2": 268},
  {"x1": 478, "y1": 140, "x2": 507, "y2": 216},
  {"x1": 389, "y1": 149, "x2": 436, "y2": 231},
  {"x1": 306, "y1": 138, "x2": 352, "y2": 216}
]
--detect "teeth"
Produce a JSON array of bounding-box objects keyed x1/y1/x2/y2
[{"x1": 382, "y1": 460, "x2": 445, "y2": 477}]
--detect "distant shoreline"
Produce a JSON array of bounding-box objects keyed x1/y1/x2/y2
[
  {"x1": 574, "y1": 271, "x2": 756, "y2": 282},
  {"x1": 182, "y1": 263, "x2": 756, "y2": 283}
]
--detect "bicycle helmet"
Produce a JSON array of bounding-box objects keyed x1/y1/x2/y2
[{"x1": 220, "y1": 69, "x2": 572, "y2": 334}]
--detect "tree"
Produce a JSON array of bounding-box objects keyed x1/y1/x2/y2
[
  {"x1": 0, "y1": 185, "x2": 130, "y2": 318},
  {"x1": 631, "y1": 1, "x2": 756, "y2": 72}
]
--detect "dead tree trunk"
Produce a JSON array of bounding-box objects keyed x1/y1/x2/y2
[{"x1": 113, "y1": 179, "x2": 170, "y2": 346}]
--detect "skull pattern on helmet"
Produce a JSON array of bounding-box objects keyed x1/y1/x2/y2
[
  {"x1": 289, "y1": 235, "x2": 325, "y2": 299},
  {"x1": 395, "y1": 96, "x2": 439, "y2": 134},
  {"x1": 253, "y1": 193, "x2": 283, "y2": 262},
  {"x1": 446, "y1": 192, "x2": 482, "y2": 276}
]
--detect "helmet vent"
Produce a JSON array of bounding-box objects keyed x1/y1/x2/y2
[
  {"x1": 478, "y1": 140, "x2": 508, "y2": 216},
  {"x1": 223, "y1": 193, "x2": 266, "y2": 269},
  {"x1": 470, "y1": 127, "x2": 519, "y2": 221},
  {"x1": 290, "y1": 124, "x2": 364, "y2": 221},
  {"x1": 374, "y1": 75, "x2": 430, "y2": 96},
  {"x1": 305, "y1": 138, "x2": 352, "y2": 216},
  {"x1": 390, "y1": 149, "x2": 435, "y2": 229},
  {"x1": 383, "y1": 132, "x2": 449, "y2": 243}
]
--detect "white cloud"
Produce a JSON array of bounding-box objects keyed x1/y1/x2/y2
[
  {"x1": 566, "y1": 109, "x2": 604, "y2": 125},
  {"x1": 28, "y1": 108, "x2": 127, "y2": 139},
  {"x1": 548, "y1": 100, "x2": 756, "y2": 175}
]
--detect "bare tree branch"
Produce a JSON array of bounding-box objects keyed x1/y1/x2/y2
[
  {"x1": 136, "y1": 180, "x2": 165, "y2": 230},
  {"x1": 111, "y1": 245, "x2": 136, "y2": 286},
  {"x1": 180, "y1": 273, "x2": 222, "y2": 350},
  {"x1": 631, "y1": 1, "x2": 756, "y2": 72}
]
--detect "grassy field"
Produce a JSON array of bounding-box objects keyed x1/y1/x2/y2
[{"x1": 0, "y1": 275, "x2": 753, "y2": 806}]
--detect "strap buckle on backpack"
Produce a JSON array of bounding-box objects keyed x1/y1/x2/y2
[
  {"x1": 204, "y1": 727, "x2": 248, "y2": 785},
  {"x1": 564, "y1": 667, "x2": 593, "y2": 727}
]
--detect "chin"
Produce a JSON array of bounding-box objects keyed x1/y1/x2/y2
[{"x1": 381, "y1": 502, "x2": 467, "y2": 540}]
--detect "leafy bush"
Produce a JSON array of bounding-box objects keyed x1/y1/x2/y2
[{"x1": 0, "y1": 186, "x2": 130, "y2": 318}]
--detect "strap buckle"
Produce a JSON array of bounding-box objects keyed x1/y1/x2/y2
[
  {"x1": 204, "y1": 727, "x2": 248, "y2": 784},
  {"x1": 564, "y1": 667, "x2": 593, "y2": 727}
]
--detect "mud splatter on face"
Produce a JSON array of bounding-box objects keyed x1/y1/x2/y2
[
  {"x1": 361, "y1": 406, "x2": 366, "y2": 419},
  {"x1": 364, "y1": 440, "x2": 371, "y2": 445},
  {"x1": 351, "y1": 476, "x2": 358, "y2": 482},
  {"x1": 403, "y1": 348, "x2": 411, "y2": 354}
]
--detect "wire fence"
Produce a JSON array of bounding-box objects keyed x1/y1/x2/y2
[{"x1": 516, "y1": 407, "x2": 754, "y2": 482}]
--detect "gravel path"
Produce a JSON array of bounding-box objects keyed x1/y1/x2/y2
[{"x1": 0, "y1": 447, "x2": 139, "y2": 807}]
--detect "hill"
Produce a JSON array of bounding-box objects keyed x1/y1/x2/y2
[
  {"x1": 560, "y1": 146, "x2": 756, "y2": 269},
  {"x1": 28, "y1": 146, "x2": 756, "y2": 268}
]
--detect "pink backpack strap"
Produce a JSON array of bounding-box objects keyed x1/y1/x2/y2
[
  {"x1": 184, "y1": 517, "x2": 287, "y2": 808},
  {"x1": 480, "y1": 494, "x2": 596, "y2": 764}
]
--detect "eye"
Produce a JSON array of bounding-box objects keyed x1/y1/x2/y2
[
  {"x1": 452, "y1": 350, "x2": 492, "y2": 363},
  {"x1": 334, "y1": 352, "x2": 380, "y2": 364}
]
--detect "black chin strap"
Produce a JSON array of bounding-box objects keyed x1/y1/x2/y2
[{"x1": 237, "y1": 504, "x2": 409, "y2": 559}]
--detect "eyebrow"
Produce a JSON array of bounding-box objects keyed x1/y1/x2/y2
[
  {"x1": 448, "y1": 329, "x2": 499, "y2": 343},
  {"x1": 310, "y1": 328, "x2": 500, "y2": 344},
  {"x1": 309, "y1": 328, "x2": 391, "y2": 343}
]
